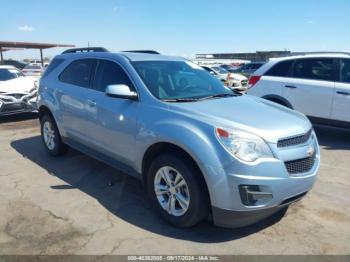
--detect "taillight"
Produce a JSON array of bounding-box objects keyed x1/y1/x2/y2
[{"x1": 248, "y1": 75, "x2": 261, "y2": 89}]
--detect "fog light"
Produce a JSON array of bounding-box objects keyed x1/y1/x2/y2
[{"x1": 239, "y1": 185, "x2": 273, "y2": 206}]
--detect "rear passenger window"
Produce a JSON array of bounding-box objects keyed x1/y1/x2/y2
[
  {"x1": 340, "y1": 59, "x2": 350, "y2": 83},
  {"x1": 265, "y1": 60, "x2": 293, "y2": 77},
  {"x1": 292, "y1": 58, "x2": 334, "y2": 81},
  {"x1": 59, "y1": 59, "x2": 96, "y2": 88},
  {"x1": 93, "y1": 60, "x2": 134, "y2": 92}
]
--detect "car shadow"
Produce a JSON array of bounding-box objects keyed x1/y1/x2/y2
[
  {"x1": 0, "y1": 113, "x2": 38, "y2": 124},
  {"x1": 314, "y1": 126, "x2": 350, "y2": 150},
  {"x1": 11, "y1": 136, "x2": 287, "y2": 243}
]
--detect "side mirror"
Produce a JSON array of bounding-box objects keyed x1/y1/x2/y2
[{"x1": 105, "y1": 84, "x2": 138, "y2": 100}]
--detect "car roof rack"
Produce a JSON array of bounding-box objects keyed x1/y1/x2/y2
[
  {"x1": 62, "y1": 47, "x2": 109, "y2": 54},
  {"x1": 122, "y1": 50, "x2": 160, "y2": 54},
  {"x1": 286, "y1": 51, "x2": 350, "y2": 56}
]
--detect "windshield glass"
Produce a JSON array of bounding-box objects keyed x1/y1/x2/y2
[
  {"x1": 0, "y1": 68, "x2": 24, "y2": 81},
  {"x1": 132, "y1": 61, "x2": 232, "y2": 100},
  {"x1": 24, "y1": 65, "x2": 42, "y2": 70},
  {"x1": 212, "y1": 66, "x2": 228, "y2": 74}
]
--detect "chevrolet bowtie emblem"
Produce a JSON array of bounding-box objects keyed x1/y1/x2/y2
[{"x1": 307, "y1": 147, "x2": 315, "y2": 157}]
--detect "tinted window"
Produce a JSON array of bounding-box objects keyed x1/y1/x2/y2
[
  {"x1": 251, "y1": 63, "x2": 264, "y2": 69},
  {"x1": 340, "y1": 59, "x2": 350, "y2": 83},
  {"x1": 93, "y1": 60, "x2": 134, "y2": 92},
  {"x1": 59, "y1": 59, "x2": 95, "y2": 88},
  {"x1": 265, "y1": 60, "x2": 293, "y2": 77},
  {"x1": 0, "y1": 68, "x2": 24, "y2": 81},
  {"x1": 42, "y1": 58, "x2": 65, "y2": 79},
  {"x1": 293, "y1": 58, "x2": 334, "y2": 81},
  {"x1": 132, "y1": 60, "x2": 232, "y2": 100}
]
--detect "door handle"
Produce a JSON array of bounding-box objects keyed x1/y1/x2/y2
[
  {"x1": 336, "y1": 91, "x2": 350, "y2": 96},
  {"x1": 86, "y1": 99, "x2": 97, "y2": 107},
  {"x1": 285, "y1": 85, "x2": 297, "y2": 89}
]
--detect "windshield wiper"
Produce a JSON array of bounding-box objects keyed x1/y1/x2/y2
[
  {"x1": 198, "y1": 93, "x2": 239, "y2": 101},
  {"x1": 161, "y1": 98, "x2": 199, "y2": 102}
]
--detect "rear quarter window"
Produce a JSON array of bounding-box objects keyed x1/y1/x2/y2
[
  {"x1": 265, "y1": 60, "x2": 293, "y2": 77},
  {"x1": 59, "y1": 59, "x2": 96, "y2": 88},
  {"x1": 41, "y1": 58, "x2": 65, "y2": 79}
]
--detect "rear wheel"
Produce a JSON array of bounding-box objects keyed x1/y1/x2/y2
[
  {"x1": 40, "y1": 114, "x2": 67, "y2": 156},
  {"x1": 147, "y1": 154, "x2": 210, "y2": 228}
]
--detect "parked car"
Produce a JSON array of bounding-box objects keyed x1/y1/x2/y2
[
  {"x1": 0, "y1": 60, "x2": 27, "y2": 70},
  {"x1": 233, "y1": 62, "x2": 265, "y2": 77},
  {"x1": 202, "y1": 65, "x2": 248, "y2": 91},
  {"x1": 37, "y1": 47, "x2": 320, "y2": 228},
  {"x1": 22, "y1": 63, "x2": 44, "y2": 77},
  {"x1": 220, "y1": 64, "x2": 240, "y2": 72},
  {"x1": 247, "y1": 53, "x2": 350, "y2": 129},
  {"x1": 0, "y1": 66, "x2": 38, "y2": 116}
]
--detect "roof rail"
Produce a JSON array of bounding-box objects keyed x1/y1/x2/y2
[
  {"x1": 62, "y1": 47, "x2": 108, "y2": 54},
  {"x1": 286, "y1": 51, "x2": 350, "y2": 56},
  {"x1": 122, "y1": 50, "x2": 160, "y2": 54}
]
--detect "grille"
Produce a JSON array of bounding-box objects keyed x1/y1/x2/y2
[
  {"x1": 1, "y1": 103, "x2": 25, "y2": 113},
  {"x1": 285, "y1": 153, "x2": 316, "y2": 175},
  {"x1": 241, "y1": 80, "x2": 248, "y2": 86},
  {"x1": 277, "y1": 129, "x2": 312, "y2": 148}
]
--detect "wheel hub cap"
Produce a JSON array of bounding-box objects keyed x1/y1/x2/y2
[
  {"x1": 43, "y1": 121, "x2": 56, "y2": 150},
  {"x1": 154, "y1": 166, "x2": 190, "y2": 216}
]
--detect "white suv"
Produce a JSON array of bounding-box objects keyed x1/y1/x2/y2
[{"x1": 247, "y1": 53, "x2": 350, "y2": 129}]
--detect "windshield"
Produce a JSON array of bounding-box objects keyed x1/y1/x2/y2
[
  {"x1": 0, "y1": 68, "x2": 24, "y2": 81},
  {"x1": 24, "y1": 65, "x2": 42, "y2": 70},
  {"x1": 212, "y1": 66, "x2": 228, "y2": 74},
  {"x1": 132, "y1": 61, "x2": 233, "y2": 100}
]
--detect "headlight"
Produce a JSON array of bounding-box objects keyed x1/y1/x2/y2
[{"x1": 215, "y1": 127, "x2": 274, "y2": 162}]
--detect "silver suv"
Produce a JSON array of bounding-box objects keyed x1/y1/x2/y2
[{"x1": 37, "y1": 48, "x2": 320, "y2": 228}]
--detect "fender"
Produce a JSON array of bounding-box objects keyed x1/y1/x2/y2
[{"x1": 134, "y1": 119, "x2": 233, "y2": 206}]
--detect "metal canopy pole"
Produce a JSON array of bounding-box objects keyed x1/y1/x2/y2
[
  {"x1": 0, "y1": 47, "x2": 3, "y2": 63},
  {"x1": 40, "y1": 48, "x2": 44, "y2": 66}
]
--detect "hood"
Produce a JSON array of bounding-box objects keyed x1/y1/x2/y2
[
  {"x1": 167, "y1": 95, "x2": 311, "y2": 143},
  {"x1": 0, "y1": 76, "x2": 36, "y2": 93},
  {"x1": 229, "y1": 73, "x2": 247, "y2": 81}
]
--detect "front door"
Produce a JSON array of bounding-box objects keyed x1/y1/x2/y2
[
  {"x1": 85, "y1": 59, "x2": 139, "y2": 167},
  {"x1": 331, "y1": 58, "x2": 350, "y2": 125}
]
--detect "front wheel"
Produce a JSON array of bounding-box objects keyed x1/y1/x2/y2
[{"x1": 147, "y1": 154, "x2": 210, "y2": 228}]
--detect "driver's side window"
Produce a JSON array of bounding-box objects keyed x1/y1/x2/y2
[{"x1": 93, "y1": 60, "x2": 134, "y2": 92}]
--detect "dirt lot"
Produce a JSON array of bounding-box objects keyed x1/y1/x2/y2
[{"x1": 0, "y1": 114, "x2": 349, "y2": 255}]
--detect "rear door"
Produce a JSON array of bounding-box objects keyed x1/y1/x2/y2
[
  {"x1": 58, "y1": 59, "x2": 97, "y2": 144},
  {"x1": 331, "y1": 58, "x2": 350, "y2": 125},
  {"x1": 253, "y1": 59, "x2": 294, "y2": 98},
  {"x1": 283, "y1": 58, "x2": 335, "y2": 121}
]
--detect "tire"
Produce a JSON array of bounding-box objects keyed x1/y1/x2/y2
[
  {"x1": 40, "y1": 114, "x2": 68, "y2": 156},
  {"x1": 147, "y1": 153, "x2": 210, "y2": 228}
]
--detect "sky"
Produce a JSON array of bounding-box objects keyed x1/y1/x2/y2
[{"x1": 1, "y1": 0, "x2": 350, "y2": 60}]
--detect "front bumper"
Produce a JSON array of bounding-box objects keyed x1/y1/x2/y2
[
  {"x1": 205, "y1": 130, "x2": 320, "y2": 228},
  {"x1": 0, "y1": 91, "x2": 38, "y2": 116},
  {"x1": 229, "y1": 80, "x2": 248, "y2": 91}
]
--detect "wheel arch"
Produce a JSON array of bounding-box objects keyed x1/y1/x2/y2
[
  {"x1": 38, "y1": 105, "x2": 54, "y2": 121},
  {"x1": 141, "y1": 142, "x2": 211, "y2": 204},
  {"x1": 262, "y1": 94, "x2": 293, "y2": 109}
]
